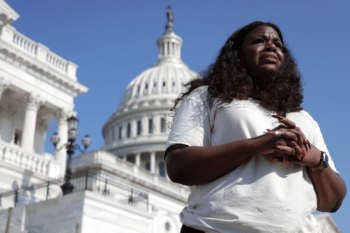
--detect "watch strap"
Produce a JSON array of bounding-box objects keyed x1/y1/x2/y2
[{"x1": 308, "y1": 151, "x2": 328, "y2": 172}]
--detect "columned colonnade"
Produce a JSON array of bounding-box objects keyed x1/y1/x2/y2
[{"x1": 0, "y1": 77, "x2": 72, "y2": 176}]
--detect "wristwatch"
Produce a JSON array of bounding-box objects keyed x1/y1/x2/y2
[{"x1": 309, "y1": 151, "x2": 329, "y2": 172}]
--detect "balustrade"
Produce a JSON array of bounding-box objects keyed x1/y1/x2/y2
[
  {"x1": 12, "y1": 30, "x2": 37, "y2": 55},
  {"x1": 46, "y1": 50, "x2": 68, "y2": 72},
  {"x1": 1, "y1": 25, "x2": 76, "y2": 78},
  {"x1": 0, "y1": 142, "x2": 55, "y2": 177}
]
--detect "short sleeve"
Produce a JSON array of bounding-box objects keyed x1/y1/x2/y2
[
  {"x1": 165, "y1": 95, "x2": 211, "y2": 156},
  {"x1": 303, "y1": 111, "x2": 339, "y2": 175}
]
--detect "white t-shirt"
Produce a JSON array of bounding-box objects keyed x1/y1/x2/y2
[{"x1": 166, "y1": 86, "x2": 338, "y2": 233}]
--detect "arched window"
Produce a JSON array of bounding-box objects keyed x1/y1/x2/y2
[
  {"x1": 160, "y1": 118, "x2": 166, "y2": 133},
  {"x1": 118, "y1": 126, "x2": 122, "y2": 140},
  {"x1": 14, "y1": 129, "x2": 22, "y2": 146},
  {"x1": 127, "y1": 123, "x2": 131, "y2": 138},
  {"x1": 137, "y1": 120, "x2": 142, "y2": 136},
  {"x1": 149, "y1": 118, "x2": 153, "y2": 134}
]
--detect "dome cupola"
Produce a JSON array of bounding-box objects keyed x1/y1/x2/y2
[
  {"x1": 102, "y1": 6, "x2": 198, "y2": 158},
  {"x1": 153, "y1": 6, "x2": 185, "y2": 68}
]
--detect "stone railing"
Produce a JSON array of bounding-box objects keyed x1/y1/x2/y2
[
  {"x1": 12, "y1": 30, "x2": 37, "y2": 56},
  {"x1": 71, "y1": 150, "x2": 190, "y2": 202},
  {"x1": 0, "y1": 24, "x2": 77, "y2": 80},
  {"x1": 46, "y1": 50, "x2": 68, "y2": 72},
  {"x1": 0, "y1": 141, "x2": 61, "y2": 178}
]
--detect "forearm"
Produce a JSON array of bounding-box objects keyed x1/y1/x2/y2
[
  {"x1": 166, "y1": 135, "x2": 272, "y2": 186},
  {"x1": 307, "y1": 167, "x2": 347, "y2": 212}
]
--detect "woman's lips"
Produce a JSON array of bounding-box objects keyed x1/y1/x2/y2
[{"x1": 261, "y1": 55, "x2": 277, "y2": 62}]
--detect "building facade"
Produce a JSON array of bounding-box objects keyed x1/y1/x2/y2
[{"x1": 0, "y1": 1, "x2": 342, "y2": 232}]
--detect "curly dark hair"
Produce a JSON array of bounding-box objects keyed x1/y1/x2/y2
[{"x1": 170, "y1": 21, "x2": 304, "y2": 117}]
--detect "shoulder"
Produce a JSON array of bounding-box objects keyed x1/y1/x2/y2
[
  {"x1": 186, "y1": 86, "x2": 209, "y2": 103},
  {"x1": 287, "y1": 109, "x2": 318, "y2": 126}
]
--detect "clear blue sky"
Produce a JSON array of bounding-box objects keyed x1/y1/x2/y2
[{"x1": 7, "y1": 0, "x2": 349, "y2": 231}]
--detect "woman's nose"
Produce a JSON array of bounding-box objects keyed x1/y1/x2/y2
[{"x1": 265, "y1": 42, "x2": 277, "y2": 51}]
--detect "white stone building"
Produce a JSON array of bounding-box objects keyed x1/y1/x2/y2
[{"x1": 0, "y1": 1, "x2": 342, "y2": 232}]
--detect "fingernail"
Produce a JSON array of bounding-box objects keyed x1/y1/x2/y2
[
  {"x1": 266, "y1": 129, "x2": 271, "y2": 132},
  {"x1": 287, "y1": 161, "x2": 290, "y2": 167},
  {"x1": 272, "y1": 115, "x2": 283, "y2": 120},
  {"x1": 269, "y1": 158, "x2": 278, "y2": 162},
  {"x1": 302, "y1": 149, "x2": 306, "y2": 157},
  {"x1": 275, "y1": 145, "x2": 281, "y2": 149}
]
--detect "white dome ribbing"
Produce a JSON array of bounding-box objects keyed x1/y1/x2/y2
[
  {"x1": 115, "y1": 7, "x2": 197, "y2": 112},
  {"x1": 102, "y1": 6, "x2": 198, "y2": 154}
]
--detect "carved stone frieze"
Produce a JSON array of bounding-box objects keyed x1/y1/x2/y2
[{"x1": 0, "y1": 48, "x2": 88, "y2": 97}]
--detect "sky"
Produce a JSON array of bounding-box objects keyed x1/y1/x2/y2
[{"x1": 6, "y1": 0, "x2": 349, "y2": 231}]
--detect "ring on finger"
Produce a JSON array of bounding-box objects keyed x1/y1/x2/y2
[{"x1": 274, "y1": 131, "x2": 282, "y2": 137}]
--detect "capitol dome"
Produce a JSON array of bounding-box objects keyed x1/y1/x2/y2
[{"x1": 101, "y1": 7, "x2": 198, "y2": 177}]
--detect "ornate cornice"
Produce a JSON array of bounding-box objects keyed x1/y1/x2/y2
[{"x1": 0, "y1": 40, "x2": 88, "y2": 98}]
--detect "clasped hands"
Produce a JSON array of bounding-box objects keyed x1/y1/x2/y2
[{"x1": 261, "y1": 115, "x2": 322, "y2": 168}]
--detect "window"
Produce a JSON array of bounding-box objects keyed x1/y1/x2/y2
[
  {"x1": 160, "y1": 118, "x2": 166, "y2": 133},
  {"x1": 126, "y1": 154, "x2": 135, "y2": 164},
  {"x1": 149, "y1": 118, "x2": 153, "y2": 134},
  {"x1": 146, "y1": 162, "x2": 150, "y2": 171},
  {"x1": 127, "y1": 123, "x2": 131, "y2": 138},
  {"x1": 172, "y1": 81, "x2": 175, "y2": 87},
  {"x1": 163, "y1": 81, "x2": 166, "y2": 87},
  {"x1": 118, "y1": 126, "x2": 122, "y2": 140},
  {"x1": 145, "y1": 83, "x2": 148, "y2": 89},
  {"x1": 159, "y1": 162, "x2": 166, "y2": 177},
  {"x1": 154, "y1": 82, "x2": 157, "y2": 88},
  {"x1": 14, "y1": 129, "x2": 22, "y2": 146},
  {"x1": 165, "y1": 222, "x2": 171, "y2": 232},
  {"x1": 137, "y1": 85, "x2": 140, "y2": 93},
  {"x1": 137, "y1": 120, "x2": 142, "y2": 136}
]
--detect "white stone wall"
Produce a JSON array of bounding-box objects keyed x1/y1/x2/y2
[{"x1": 0, "y1": 191, "x2": 185, "y2": 233}]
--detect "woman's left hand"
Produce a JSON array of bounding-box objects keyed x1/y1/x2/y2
[{"x1": 267, "y1": 115, "x2": 321, "y2": 168}]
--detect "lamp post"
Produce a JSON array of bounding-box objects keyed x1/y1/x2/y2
[{"x1": 50, "y1": 116, "x2": 91, "y2": 195}]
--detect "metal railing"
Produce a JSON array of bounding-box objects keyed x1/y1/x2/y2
[{"x1": 0, "y1": 170, "x2": 149, "y2": 212}]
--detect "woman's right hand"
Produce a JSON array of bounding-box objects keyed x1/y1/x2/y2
[{"x1": 259, "y1": 115, "x2": 310, "y2": 167}]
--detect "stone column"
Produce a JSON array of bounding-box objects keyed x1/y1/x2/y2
[
  {"x1": 150, "y1": 151, "x2": 156, "y2": 174},
  {"x1": 21, "y1": 93, "x2": 43, "y2": 153},
  {"x1": 153, "y1": 115, "x2": 160, "y2": 134},
  {"x1": 135, "y1": 152, "x2": 141, "y2": 167},
  {"x1": 0, "y1": 78, "x2": 11, "y2": 141},
  {"x1": 55, "y1": 109, "x2": 69, "y2": 176}
]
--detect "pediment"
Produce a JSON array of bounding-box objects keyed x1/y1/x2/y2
[{"x1": 0, "y1": 0, "x2": 19, "y2": 26}]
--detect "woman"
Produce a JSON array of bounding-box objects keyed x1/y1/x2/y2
[{"x1": 165, "y1": 21, "x2": 346, "y2": 233}]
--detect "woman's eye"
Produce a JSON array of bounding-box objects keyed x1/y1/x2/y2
[
  {"x1": 275, "y1": 43, "x2": 283, "y2": 49},
  {"x1": 253, "y1": 38, "x2": 264, "y2": 44}
]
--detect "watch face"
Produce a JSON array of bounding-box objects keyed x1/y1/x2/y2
[{"x1": 323, "y1": 152, "x2": 329, "y2": 168}]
